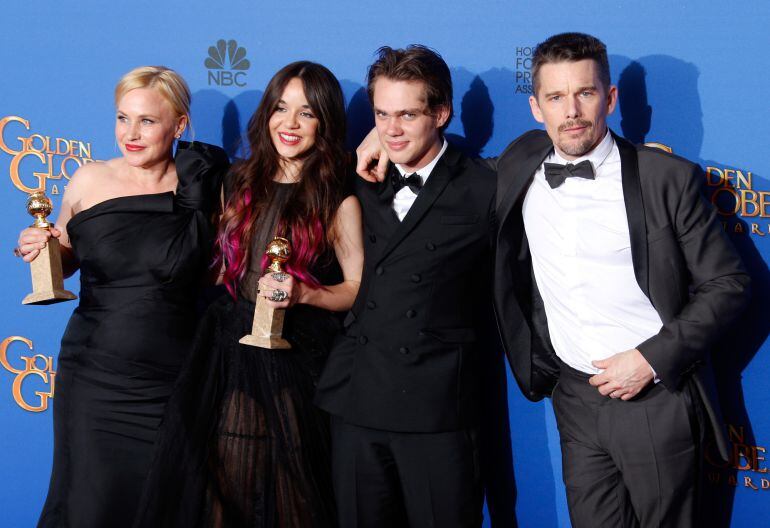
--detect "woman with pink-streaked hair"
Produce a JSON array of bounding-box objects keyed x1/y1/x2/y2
[{"x1": 135, "y1": 61, "x2": 363, "y2": 528}]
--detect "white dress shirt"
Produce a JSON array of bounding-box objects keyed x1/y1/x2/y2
[
  {"x1": 522, "y1": 131, "x2": 663, "y2": 375},
  {"x1": 392, "y1": 139, "x2": 448, "y2": 221}
]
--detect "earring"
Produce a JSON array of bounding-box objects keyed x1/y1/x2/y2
[{"x1": 175, "y1": 134, "x2": 181, "y2": 139}]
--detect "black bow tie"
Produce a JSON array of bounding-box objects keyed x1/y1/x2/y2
[
  {"x1": 391, "y1": 171, "x2": 423, "y2": 195},
  {"x1": 543, "y1": 160, "x2": 595, "y2": 189}
]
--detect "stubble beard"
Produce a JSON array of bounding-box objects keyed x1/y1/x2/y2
[{"x1": 556, "y1": 119, "x2": 597, "y2": 158}]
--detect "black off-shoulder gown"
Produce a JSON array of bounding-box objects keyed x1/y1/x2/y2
[{"x1": 37, "y1": 142, "x2": 228, "y2": 528}]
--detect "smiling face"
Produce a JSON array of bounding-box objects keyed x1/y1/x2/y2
[
  {"x1": 268, "y1": 77, "x2": 319, "y2": 166},
  {"x1": 115, "y1": 87, "x2": 186, "y2": 168},
  {"x1": 372, "y1": 77, "x2": 449, "y2": 172},
  {"x1": 529, "y1": 59, "x2": 617, "y2": 160}
]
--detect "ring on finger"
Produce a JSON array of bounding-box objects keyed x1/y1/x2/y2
[
  {"x1": 272, "y1": 272, "x2": 289, "y2": 282},
  {"x1": 270, "y1": 289, "x2": 288, "y2": 302}
]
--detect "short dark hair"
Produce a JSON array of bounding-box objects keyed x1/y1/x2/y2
[
  {"x1": 531, "y1": 33, "x2": 611, "y2": 96},
  {"x1": 366, "y1": 44, "x2": 453, "y2": 130}
]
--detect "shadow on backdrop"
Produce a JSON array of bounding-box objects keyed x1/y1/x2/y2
[
  {"x1": 340, "y1": 81, "x2": 375, "y2": 152},
  {"x1": 191, "y1": 88, "x2": 264, "y2": 160},
  {"x1": 446, "y1": 70, "x2": 495, "y2": 158},
  {"x1": 613, "y1": 54, "x2": 770, "y2": 527}
]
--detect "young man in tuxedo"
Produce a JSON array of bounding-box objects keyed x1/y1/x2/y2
[
  {"x1": 354, "y1": 32, "x2": 750, "y2": 528},
  {"x1": 315, "y1": 45, "x2": 495, "y2": 527},
  {"x1": 488, "y1": 33, "x2": 750, "y2": 527}
]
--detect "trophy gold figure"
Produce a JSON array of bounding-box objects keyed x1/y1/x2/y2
[
  {"x1": 22, "y1": 191, "x2": 77, "y2": 305},
  {"x1": 239, "y1": 237, "x2": 292, "y2": 349}
]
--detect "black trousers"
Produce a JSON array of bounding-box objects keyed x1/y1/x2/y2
[
  {"x1": 330, "y1": 418, "x2": 483, "y2": 528},
  {"x1": 552, "y1": 363, "x2": 701, "y2": 528}
]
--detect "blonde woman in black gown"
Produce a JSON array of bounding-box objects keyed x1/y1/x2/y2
[
  {"x1": 15, "y1": 66, "x2": 229, "y2": 528},
  {"x1": 134, "y1": 61, "x2": 363, "y2": 527}
]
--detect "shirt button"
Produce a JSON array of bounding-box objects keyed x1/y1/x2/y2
[
  {"x1": 425, "y1": 242, "x2": 436, "y2": 251},
  {"x1": 375, "y1": 266, "x2": 384, "y2": 276},
  {"x1": 366, "y1": 301, "x2": 377, "y2": 309},
  {"x1": 369, "y1": 234, "x2": 377, "y2": 243},
  {"x1": 406, "y1": 309, "x2": 417, "y2": 318},
  {"x1": 399, "y1": 347, "x2": 409, "y2": 355},
  {"x1": 358, "y1": 336, "x2": 368, "y2": 345},
  {"x1": 411, "y1": 274, "x2": 421, "y2": 283}
]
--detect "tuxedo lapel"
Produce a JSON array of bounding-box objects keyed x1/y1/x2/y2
[
  {"x1": 614, "y1": 132, "x2": 650, "y2": 300},
  {"x1": 497, "y1": 133, "x2": 552, "y2": 229},
  {"x1": 376, "y1": 148, "x2": 458, "y2": 263}
]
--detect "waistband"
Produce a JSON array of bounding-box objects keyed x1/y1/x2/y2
[{"x1": 556, "y1": 357, "x2": 593, "y2": 381}]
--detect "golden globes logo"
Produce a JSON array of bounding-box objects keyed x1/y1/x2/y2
[
  {"x1": 706, "y1": 166, "x2": 769, "y2": 236},
  {"x1": 705, "y1": 424, "x2": 769, "y2": 492},
  {"x1": 0, "y1": 115, "x2": 96, "y2": 195},
  {"x1": 0, "y1": 336, "x2": 55, "y2": 412}
]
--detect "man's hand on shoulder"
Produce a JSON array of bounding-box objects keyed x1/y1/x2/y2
[
  {"x1": 589, "y1": 349, "x2": 654, "y2": 401},
  {"x1": 356, "y1": 128, "x2": 389, "y2": 182}
]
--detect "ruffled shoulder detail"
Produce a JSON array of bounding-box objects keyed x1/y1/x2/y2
[{"x1": 174, "y1": 141, "x2": 230, "y2": 211}]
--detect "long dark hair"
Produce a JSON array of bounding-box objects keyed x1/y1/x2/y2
[{"x1": 215, "y1": 61, "x2": 347, "y2": 296}]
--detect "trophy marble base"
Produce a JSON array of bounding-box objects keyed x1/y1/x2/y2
[
  {"x1": 239, "y1": 296, "x2": 291, "y2": 349},
  {"x1": 238, "y1": 334, "x2": 291, "y2": 348},
  {"x1": 23, "y1": 289, "x2": 78, "y2": 305},
  {"x1": 22, "y1": 239, "x2": 77, "y2": 305}
]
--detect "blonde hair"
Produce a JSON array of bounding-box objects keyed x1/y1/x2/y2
[{"x1": 114, "y1": 66, "x2": 191, "y2": 122}]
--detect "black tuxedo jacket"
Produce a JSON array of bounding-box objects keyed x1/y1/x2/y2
[
  {"x1": 486, "y1": 129, "x2": 750, "y2": 459},
  {"x1": 315, "y1": 145, "x2": 497, "y2": 432}
]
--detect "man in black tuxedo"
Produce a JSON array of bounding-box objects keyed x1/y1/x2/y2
[
  {"x1": 486, "y1": 33, "x2": 750, "y2": 527},
  {"x1": 315, "y1": 45, "x2": 495, "y2": 527}
]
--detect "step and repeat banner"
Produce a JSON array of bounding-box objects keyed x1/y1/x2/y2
[{"x1": 2, "y1": 1, "x2": 767, "y2": 526}]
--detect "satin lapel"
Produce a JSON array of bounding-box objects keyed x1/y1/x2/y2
[
  {"x1": 497, "y1": 136, "x2": 553, "y2": 229},
  {"x1": 615, "y1": 131, "x2": 650, "y2": 299},
  {"x1": 376, "y1": 148, "x2": 458, "y2": 263}
]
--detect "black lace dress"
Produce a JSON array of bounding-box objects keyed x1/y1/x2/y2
[
  {"x1": 37, "y1": 142, "x2": 228, "y2": 528},
  {"x1": 134, "y1": 182, "x2": 342, "y2": 528}
]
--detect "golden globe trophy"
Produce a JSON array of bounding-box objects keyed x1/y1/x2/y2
[
  {"x1": 22, "y1": 191, "x2": 77, "y2": 305},
  {"x1": 239, "y1": 237, "x2": 292, "y2": 349}
]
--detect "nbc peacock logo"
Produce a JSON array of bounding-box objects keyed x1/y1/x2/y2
[{"x1": 205, "y1": 39, "x2": 250, "y2": 87}]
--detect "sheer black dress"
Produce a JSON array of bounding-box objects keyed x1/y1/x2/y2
[
  {"x1": 37, "y1": 142, "x2": 228, "y2": 528},
  {"x1": 134, "y1": 181, "x2": 342, "y2": 527}
]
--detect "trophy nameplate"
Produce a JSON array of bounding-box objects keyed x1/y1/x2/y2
[
  {"x1": 239, "y1": 237, "x2": 292, "y2": 349},
  {"x1": 22, "y1": 191, "x2": 77, "y2": 305}
]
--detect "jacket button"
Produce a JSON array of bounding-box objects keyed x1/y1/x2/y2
[
  {"x1": 406, "y1": 309, "x2": 416, "y2": 318},
  {"x1": 367, "y1": 300, "x2": 377, "y2": 309},
  {"x1": 411, "y1": 274, "x2": 421, "y2": 283},
  {"x1": 358, "y1": 336, "x2": 368, "y2": 345},
  {"x1": 399, "y1": 347, "x2": 409, "y2": 354},
  {"x1": 369, "y1": 234, "x2": 377, "y2": 243},
  {"x1": 375, "y1": 266, "x2": 384, "y2": 275},
  {"x1": 425, "y1": 242, "x2": 436, "y2": 251}
]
